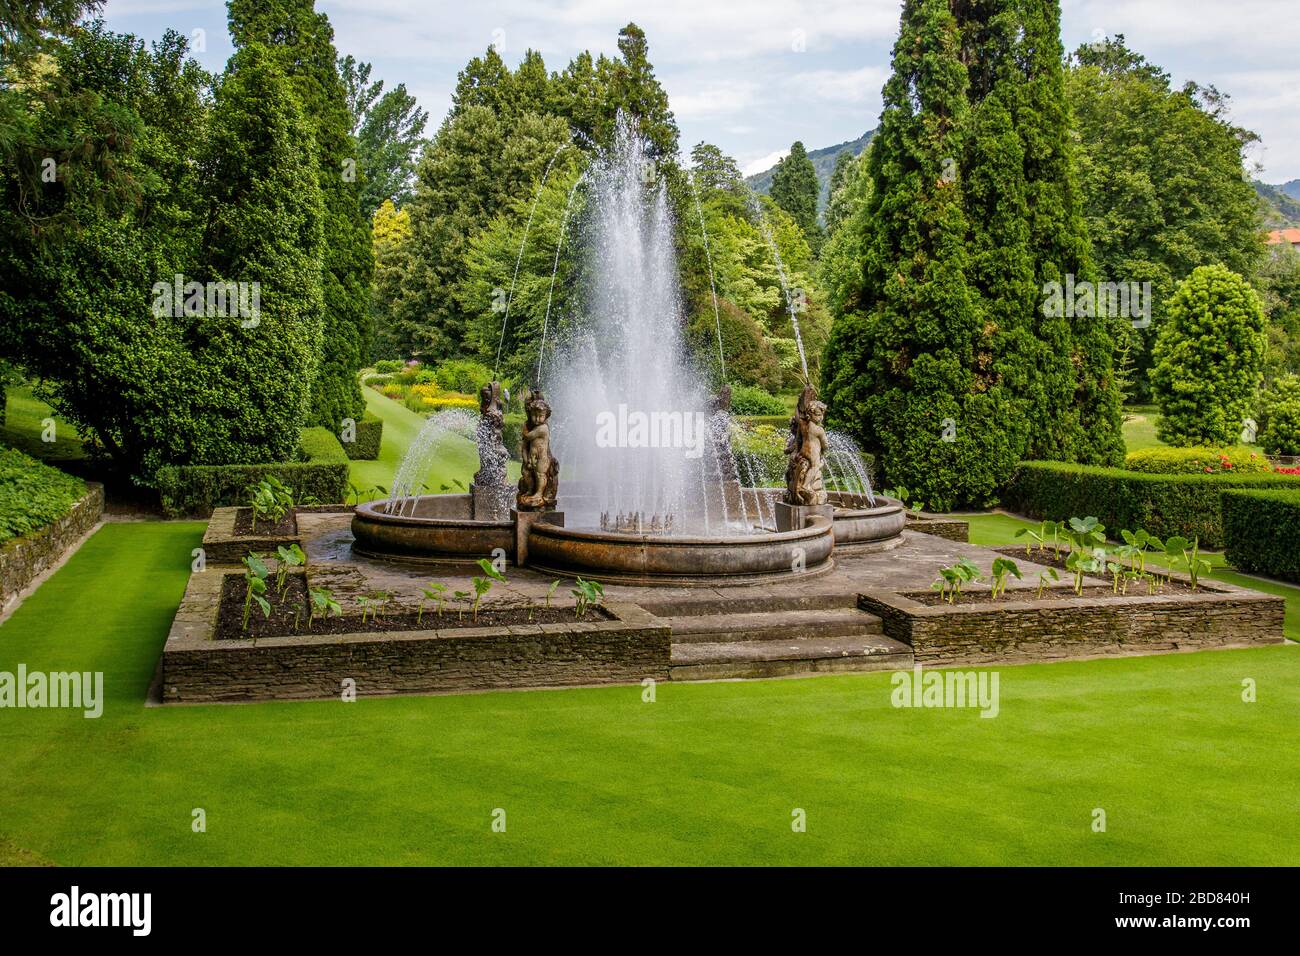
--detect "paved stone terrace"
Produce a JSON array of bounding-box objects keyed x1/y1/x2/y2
[{"x1": 296, "y1": 512, "x2": 1066, "y2": 614}]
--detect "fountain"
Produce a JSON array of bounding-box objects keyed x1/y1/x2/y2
[{"x1": 351, "y1": 116, "x2": 903, "y2": 582}]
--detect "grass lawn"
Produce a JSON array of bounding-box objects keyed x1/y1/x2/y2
[
  {"x1": 0, "y1": 520, "x2": 1297, "y2": 866},
  {"x1": 347, "y1": 386, "x2": 484, "y2": 501},
  {"x1": 1121, "y1": 405, "x2": 1162, "y2": 452},
  {"x1": 1, "y1": 385, "x2": 85, "y2": 462}
]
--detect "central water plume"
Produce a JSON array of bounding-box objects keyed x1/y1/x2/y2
[{"x1": 547, "y1": 117, "x2": 744, "y2": 534}]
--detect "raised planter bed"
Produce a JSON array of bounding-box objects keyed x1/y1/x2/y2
[
  {"x1": 858, "y1": 572, "x2": 1285, "y2": 667},
  {"x1": 201, "y1": 504, "x2": 353, "y2": 564},
  {"x1": 163, "y1": 567, "x2": 669, "y2": 702},
  {"x1": 1, "y1": 482, "x2": 103, "y2": 613},
  {"x1": 905, "y1": 511, "x2": 968, "y2": 542}
]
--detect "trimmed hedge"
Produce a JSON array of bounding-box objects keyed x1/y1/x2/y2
[
  {"x1": 342, "y1": 410, "x2": 383, "y2": 461},
  {"x1": 1124, "y1": 445, "x2": 1271, "y2": 474},
  {"x1": 1222, "y1": 489, "x2": 1300, "y2": 583},
  {"x1": 0, "y1": 447, "x2": 86, "y2": 543},
  {"x1": 1003, "y1": 460, "x2": 1300, "y2": 549},
  {"x1": 157, "y1": 427, "x2": 350, "y2": 517}
]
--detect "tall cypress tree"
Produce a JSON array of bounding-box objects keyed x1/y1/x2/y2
[
  {"x1": 770, "y1": 141, "x2": 823, "y2": 255},
  {"x1": 193, "y1": 42, "x2": 324, "y2": 465},
  {"x1": 823, "y1": 0, "x2": 1122, "y2": 508},
  {"x1": 228, "y1": 0, "x2": 371, "y2": 432},
  {"x1": 1000, "y1": 0, "x2": 1122, "y2": 464},
  {"x1": 823, "y1": 0, "x2": 1020, "y2": 510}
]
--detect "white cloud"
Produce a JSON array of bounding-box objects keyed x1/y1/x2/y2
[
  {"x1": 742, "y1": 149, "x2": 788, "y2": 177},
  {"x1": 668, "y1": 80, "x2": 761, "y2": 121},
  {"x1": 789, "y1": 65, "x2": 888, "y2": 105}
]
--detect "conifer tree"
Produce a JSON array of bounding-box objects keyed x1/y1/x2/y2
[
  {"x1": 193, "y1": 42, "x2": 324, "y2": 465},
  {"x1": 823, "y1": 0, "x2": 1016, "y2": 509},
  {"x1": 228, "y1": 0, "x2": 372, "y2": 432},
  {"x1": 770, "y1": 141, "x2": 823, "y2": 256}
]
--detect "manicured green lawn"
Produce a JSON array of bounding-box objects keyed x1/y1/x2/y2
[
  {"x1": 347, "y1": 386, "x2": 482, "y2": 501},
  {"x1": 1121, "y1": 405, "x2": 1162, "y2": 452},
  {"x1": 1, "y1": 520, "x2": 1297, "y2": 865},
  {"x1": 1, "y1": 385, "x2": 85, "y2": 462}
]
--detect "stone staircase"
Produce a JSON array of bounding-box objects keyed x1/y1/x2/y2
[{"x1": 635, "y1": 594, "x2": 913, "y2": 681}]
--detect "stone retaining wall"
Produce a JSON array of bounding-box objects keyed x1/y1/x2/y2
[
  {"x1": 905, "y1": 513, "x2": 968, "y2": 542},
  {"x1": 1, "y1": 483, "x2": 103, "y2": 613},
  {"x1": 162, "y1": 569, "x2": 670, "y2": 702},
  {"x1": 859, "y1": 582, "x2": 1285, "y2": 667}
]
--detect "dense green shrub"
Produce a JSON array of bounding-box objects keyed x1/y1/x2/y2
[
  {"x1": 157, "y1": 428, "x2": 349, "y2": 517},
  {"x1": 728, "y1": 385, "x2": 786, "y2": 416},
  {"x1": 732, "y1": 424, "x2": 786, "y2": 486},
  {"x1": 1124, "y1": 446, "x2": 1272, "y2": 474},
  {"x1": 1003, "y1": 460, "x2": 1300, "y2": 548},
  {"x1": 432, "y1": 358, "x2": 493, "y2": 395},
  {"x1": 1258, "y1": 374, "x2": 1300, "y2": 456},
  {"x1": 686, "y1": 298, "x2": 782, "y2": 392},
  {"x1": 342, "y1": 411, "x2": 383, "y2": 461},
  {"x1": 0, "y1": 448, "x2": 86, "y2": 544},
  {"x1": 373, "y1": 360, "x2": 404, "y2": 374},
  {"x1": 503, "y1": 413, "x2": 524, "y2": 461},
  {"x1": 1151, "y1": 265, "x2": 1268, "y2": 446},
  {"x1": 1221, "y1": 488, "x2": 1300, "y2": 582}
]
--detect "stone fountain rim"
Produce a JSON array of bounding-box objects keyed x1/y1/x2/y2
[
  {"x1": 825, "y1": 493, "x2": 905, "y2": 518},
  {"x1": 528, "y1": 512, "x2": 833, "y2": 546},
  {"x1": 353, "y1": 496, "x2": 514, "y2": 529}
]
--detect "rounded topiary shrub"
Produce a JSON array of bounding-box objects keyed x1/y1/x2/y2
[
  {"x1": 728, "y1": 384, "x2": 787, "y2": 416},
  {"x1": 1124, "y1": 446, "x2": 1272, "y2": 474},
  {"x1": 1258, "y1": 374, "x2": 1300, "y2": 456},
  {"x1": 1151, "y1": 265, "x2": 1268, "y2": 447}
]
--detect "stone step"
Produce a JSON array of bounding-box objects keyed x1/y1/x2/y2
[
  {"x1": 670, "y1": 634, "x2": 912, "y2": 682},
  {"x1": 659, "y1": 607, "x2": 882, "y2": 644},
  {"x1": 635, "y1": 591, "x2": 860, "y2": 617}
]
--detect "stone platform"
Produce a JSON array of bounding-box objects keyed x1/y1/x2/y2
[{"x1": 159, "y1": 512, "x2": 1288, "y2": 702}]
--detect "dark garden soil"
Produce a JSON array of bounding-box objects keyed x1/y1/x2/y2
[
  {"x1": 215, "y1": 574, "x2": 610, "y2": 641},
  {"x1": 990, "y1": 546, "x2": 1207, "y2": 596},
  {"x1": 233, "y1": 507, "x2": 298, "y2": 537}
]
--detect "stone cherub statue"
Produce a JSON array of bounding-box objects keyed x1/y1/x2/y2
[
  {"x1": 473, "y1": 380, "x2": 509, "y2": 490},
  {"x1": 517, "y1": 387, "x2": 559, "y2": 511},
  {"x1": 708, "y1": 385, "x2": 740, "y2": 483},
  {"x1": 784, "y1": 385, "x2": 828, "y2": 506}
]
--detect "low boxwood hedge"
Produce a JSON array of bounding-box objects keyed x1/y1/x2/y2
[
  {"x1": 157, "y1": 427, "x2": 350, "y2": 517},
  {"x1": 1002, "y1": 460, "x2": 1300, "y2": 549},
  {"x1": 342, "y1": 411, "x2": 383, "y2": 461},
  {"x1": 1222, "y1": 488, "x2": 1300, "y2": 582},
  {"x1": 0, "y1": 446, "x2": 86, "y2": 543},
  {"x1": 1124, "y1": 445, "x2": 1271, "y2": 474}
]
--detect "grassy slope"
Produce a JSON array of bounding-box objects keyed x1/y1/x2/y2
[
  {"x1": 0, "y1": 520, "x2": 1297, "y2": 866},
  {"x1": 347, "y1": 387, "x2": 482, "y2": 501},
  {"x1": 1, "y1": 385, "x2": 85, "y2": 461}
]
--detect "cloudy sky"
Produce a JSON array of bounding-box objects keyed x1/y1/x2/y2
[{"x1": 101, "y1": 0, "x2": 1300, "y2": 182}]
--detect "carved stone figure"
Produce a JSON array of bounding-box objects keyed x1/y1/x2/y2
[
  {"x1": 474, "y1": 380, "x2": 509, "y2": 490},
  {"x1": 517, "y1": 388, "x2": 560, "y2": 511},
  {"x1": 784, "y1": 385, "x2": 828, "y2": 506},
  {"x1": 708, "y1": 385, "x2": 739, "y2": 483}
]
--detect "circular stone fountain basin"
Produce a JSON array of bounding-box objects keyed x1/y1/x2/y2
[
  {"x1": 826, "y1": 493, "x2": 906, "y2": 552},
  {"x1": 351, "y1": 495, "x2": 515, "y2": 564},
  {"x1": 525, "y1": 515, "x2": 835, "y2": 586}
]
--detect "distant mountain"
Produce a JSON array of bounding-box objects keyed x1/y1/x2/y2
[
  {"x1": 745, "y1": 130, "x2": 875, "y2": 214},
  {"x1": 1255, "y1": 180, "x2": 1300, "y2": 228}
]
